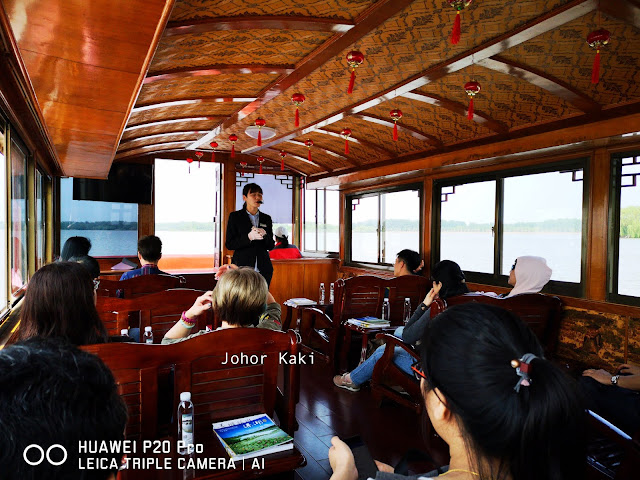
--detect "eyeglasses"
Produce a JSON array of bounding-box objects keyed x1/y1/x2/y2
[
  {"x1": 411, "y1": 360, "x2": 426, "y2": 381},
  {"x1": 92, "y1": 279, "x2": 100, "y2": 291},
  {"x1": 510, "y1": 259, "x2": 518, "y2": 271}
]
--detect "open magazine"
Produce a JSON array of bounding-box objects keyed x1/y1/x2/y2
[
  {"x1": 284, "y1": 298, "x2": 317, "y2": 306},
  {"x1": 212, "y1": 414, "x2": 293, "y2": 460}
]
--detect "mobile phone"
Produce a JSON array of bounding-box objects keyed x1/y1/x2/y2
[{"x1": 343, "y1": 436, "x2": 378, "y2": 480}]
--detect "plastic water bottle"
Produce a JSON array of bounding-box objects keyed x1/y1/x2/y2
[
  {"x1": 403, "y1": 298, "x2": 412, "y2": 324},
  {"x1": 143, "y1": 326, "x2": 153, "y2": 344},
  {"x1": 120, "y1": 328, "x2": 129, "y2": 337},
  {"x1": 178, "y1": 392, "x2": 194, "y2": 455},
  {"x1": 319, "y1": 283, "x2": 325, "y2": 304},
  {"x1": 382, "y1": 298, "x2": 390, "y2": 321},
  {"x1": 329, "y1": 283, "x2": 335, "y2": 304}
]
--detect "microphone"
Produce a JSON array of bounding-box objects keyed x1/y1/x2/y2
[{"x1": 257, "y1": 200, "x2": 264, "y2": 204}]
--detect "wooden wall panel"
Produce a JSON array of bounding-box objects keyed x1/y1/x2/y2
[{"x1": 269, "y1": 259, "x2": 339, "y2": 305}]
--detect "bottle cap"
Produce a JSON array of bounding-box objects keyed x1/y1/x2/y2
[
  {"x1": 180, "y1": 392, "x2": 191, "y2": 402},
  {"x1": 405, "y1": 297, "x2": 410, "y2": 301},
  {"x1": 144, "y1": 326, "x2": 152, "y2": 332},
  {"x1": 320, "y1": 283, "x2": 325, "y2": 286},
  {"x1": 120, "y1": 329, "x2": 128, "y2": 336}
]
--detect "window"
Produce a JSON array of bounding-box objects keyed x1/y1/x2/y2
[
  {"x1": 236, "y1": 173, "x2": 294, "y2": 246},
  {"x1": 610, "y1": 153, "x2": 640, "y2": 303},
  {"x1": 304, "y1": 188, "x2": 339, "y2": 253},
  {"x1": 347, "y1": 186, "x2": 421, "y2": 266},
  {"x1": 434, "y1": 161, "x2": 586, "y2": 295},
  {"x1": 10, "y1": 135, "x2": 28, "y2": 294},
  {"x1": 155, "y1": 159, "x2": 220, "y2": 259},
  {"x1": 35, "y1": 169, "x2": 47, "y2": 269},
  {"x1": 0, "y1": 119, "x2": 7, "y2": 308},
  {"x1": 60, "y1": 178, "x2": 138, "y2": 256}
]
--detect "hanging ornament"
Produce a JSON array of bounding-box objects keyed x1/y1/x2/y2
[
  {"x1": 464, "y1": 81, "x2": 481, "y2": 120},
  {"x1": 257, "y1": 156, "x2": 265, "y2": 174},
  {"x1": 254, "y1": 118, "x2": 266, "y2": 146},
  {"x1": 448, "y1": 0, "x2": 472, "y2": 45},
  {"x1": 346, "y1": 51, "x2": 365, "y2": 94},
  {"x1": 194, "y1": 151, "x2": 203, "y2": 168},
  {"x1": 291, "y1": 93, "x2": 306, "y2": 127},
  {"x1": 341, "y1": 128, "x2": 352, "y2": 154},
  {"x1": 587, "y1": 29, "x2": 610, "y2": 84},
  {"x1": 209, "y1": 142, "x2": 218, "y2": 162},
  {"x1": 279, "y1": 150, "x2": 287, "y2": 171},
  {"x1": 186, "y1": 157, "x2": 193, "y2": 174},
  {"x1": 229, "y1": 134, "x2": 238, "y2": 158},
  {"x1": 389, "y1": 110, "x2": 403, "y2": 141},
  {"x1": 239, "y1": 160, "x2": 247, "y2": 177},
  {"x1": 304, "y1": 139, "x2": 314, "y2": 162}
]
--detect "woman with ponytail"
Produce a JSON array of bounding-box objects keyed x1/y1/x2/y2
[{"x1": 329, "y1": 303, "x2": 585, "y2": 480}]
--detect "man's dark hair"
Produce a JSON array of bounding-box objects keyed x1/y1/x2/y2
[
  {"x1": 137, "y1": 235, "x2": 162, "y2": 263},
  {"x1": 60, "y1": 236, "x2": 91, "y2": 261},
  {"x1": 0, "y1": 337, "x2": 128, "y2": 480},
  {"x1": 242, "y1": 183, "x2": 263, "y2": 197},
  {"x1": 69, "y1": 255, "x2": 101, "y2": 279}
]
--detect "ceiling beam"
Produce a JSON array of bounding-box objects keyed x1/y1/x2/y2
[
  {"x1": 477, "y1": 56, "x2": 601, "y2": 114},
  {"x1": 124, "y1": 116, "x2": 221, "y2": 132},
  {"x1": 120, "y1": 130, "x2": 210, "y2": 144},
  {"x1": 354, "y1": 114, "x2": 443, "y2": 148},
  {"x1": 599, "y1": 0, "x2": 640, "y2": 30},
  {"x1": 315, "y1": 128, "x2": 395, "y2": 157},
  {"x1": 237, "y1": 156, "x2": 306, "y2": 176},
  {"x1": 132, "y1": 98, "x2": 256, "y2": 112},
  {"x1": 266, "y1": 147, "x2": 331, "y2": 172},
  {"x1": 286, "y1": 140, "x2": 360, "y2": 166},
  {"x1": 189, "y1": 0, "x2": 417, "y2": 151},
  {"x1": 400, "y1": 92, "x2": 509, "y2": 134},
  {"x1": 247, "y1": 0, "x2": 598, "y2": 153},
  {"x1": 164, "y1": 15, "x2": 355, "y2": 37},
  {"x1": 144, "y1": 65, "x2": 295, "y2": 84},
  {"x1": 115, "y1": 141, "x2": 192, "y2": 159}
]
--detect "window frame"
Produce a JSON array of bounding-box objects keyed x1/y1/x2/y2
[
  {"x1": 432, "y1": 159, "x2": 589, "y2": 297},
  {"x1": 345, "y1": 183, "x2": 423, "y2": 269},
  {"x1": 8, "y1": 130, "x2": 29, "y2": 299},
  {"x1": 608, "y1": 150, "x2": 640, "y2": 306},
  {"x1": 304, "y1": 187, "x2": 340, "y2": 255}
]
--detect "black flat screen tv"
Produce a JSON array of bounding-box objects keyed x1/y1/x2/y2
[{"x1": 73, "y1": 163, "x2": 153, "y2": 204}]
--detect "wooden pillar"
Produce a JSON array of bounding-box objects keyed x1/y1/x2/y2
[
  {"x1": 586, "y1": 148, "x2": 610, "y2": 301},
  {"x1": 422, "y1": 177, "x2": 432, "y2": 276},
  {"x1": 221, "y1": 159, "x2": 236, "y2": 264}
]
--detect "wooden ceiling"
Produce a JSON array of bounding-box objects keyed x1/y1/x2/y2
[{"x1": 5, "y1": 0, "x2": 640, "y2": 179}]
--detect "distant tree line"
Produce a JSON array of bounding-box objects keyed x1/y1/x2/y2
[
  {"x1": 61, "y1": 221, "x2": 137, "y2": 231},
  {"x1": 620, "y1": 206, "x2": 640, "y2": 238}
]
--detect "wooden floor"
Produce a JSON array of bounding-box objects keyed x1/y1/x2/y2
[{"x1": 291, "y1": 361, "x2": 450, "y2": 480}]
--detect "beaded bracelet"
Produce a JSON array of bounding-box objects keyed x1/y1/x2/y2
[{"x1": 180, "y1": 311, "x2": 197, "y2": 329}]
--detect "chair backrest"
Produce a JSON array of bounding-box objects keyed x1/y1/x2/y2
[
  {"x1": 97, "y1": 274, "x2": 185, "y2": 298},
  {"x1": 386, "y1": 275, "x2": 430, "y2": 324}
]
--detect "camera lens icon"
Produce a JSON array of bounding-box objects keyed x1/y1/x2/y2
[{"x1": 23, "y1": 444, "x2": 67, "y2": 466}]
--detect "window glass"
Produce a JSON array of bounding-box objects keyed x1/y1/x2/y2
[
  {"x1": 10, "y1": 137, "x2": 27, "y2": 294},
  {"x1": 351, "y1": 195, "x2": 380, "y2": 264},
  {"x1": 36, "y1": 170, "x2": 46, "y2": 269},
  {"x1": 618, "y1": 156, "x2": 640, "y2": 297},
  {"x1": 0, "y1": 122, "x2": 7, "y2": 307},
  {"x1": 155, "y1": 159, "x2": 219, "y2": 255},
  {"x1": 325, "y1": 189, "x2": 340, "y2": 253},
  {"x1": 304, "y1": 189, "x2": 316, "y2": 251},
  {"x1": 317, "y1": 190, "x2": 326, "y2": 252},
  {"x1": 440, "y1": 181, "x2": 496, "y2": 273},
  {"x1": 60, "y1": 178, "x2": 138, "y2": 256},
  {"x1": 502, "y1": 171, "x2": 583, "y2": 282},
  {"x1": 380, "y1": 190, "x2": 420, "y2": 264}
]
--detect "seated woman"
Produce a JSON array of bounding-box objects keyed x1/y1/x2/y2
[
  {"x1": 269, "y1": 226, "x2": 302, "y2": 259},
  {"x1": 329, "y1": 303, "x2": 585, "y2": 480},
  {"x1": 393, "y1": 249, "x2": 424, "y2": 277},
  {"x1": 69, "y1": 254, "x2": 101, "y2": 279},
  {"x1": 59, "y1": 236, "x2": 91, "y2": 261},
  {"x1": 506, "y1": 255, "x2": 552, "y2": 297},
  {"x1": 333, "y1": 260, "x2": 468, "y2": 392},
  {"x1": 162, "y1": 267, "x2": 282, "y2": 344}
]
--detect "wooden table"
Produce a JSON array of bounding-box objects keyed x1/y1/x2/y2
[
  {"x1": 341, "y1": 322, "x2": 398, "y2": 369},
  {"x1": 282, "y1": 300, "x2": 332, "y2": 331}
]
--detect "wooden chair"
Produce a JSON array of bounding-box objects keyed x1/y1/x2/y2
[{"x1": 96, "y1": 274, "x2": 185, "y2": 298}]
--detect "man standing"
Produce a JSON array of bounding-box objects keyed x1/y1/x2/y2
[{"x1": 225, "y1": 183, "x2": 275, "y2": 285}]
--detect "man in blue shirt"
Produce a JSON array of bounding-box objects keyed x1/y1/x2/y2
[{"x1": 120, "y1": 235, "x2": 168, "y2": 281}]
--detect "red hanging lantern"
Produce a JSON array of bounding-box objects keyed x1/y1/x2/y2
[
  {"x1": 229, "y1": 134, "x2": 238, "y2": 158},
  {"x1": 448, "y1": 0, "x2": 472, "y2": 45},
  {"x1": 341, "y1": 128, "x2": 352, "y2": 154},
  {"x1": 304, "y1": 139, "x2": 314, "y2": 162},
  {"x1": 464, "y1": 81, "x2": 481, "y2": 120},
  {"x1": 279, "y1": 150, "x2": 287, "y2": 171},
  {"x1": 257, "y1": 156, "x2": 265, "y2": 174},
  {"x1": 254, "y1": 118, "x2": 266, "y2": 146},
  {"x1": 587, "y1": 29, "x2": 611, "y2": 84},
  {"x1": 239, "y1": 160, "x2": 247, "y2": 177},
  {"x1": 346, "y1": 51, "x2": 365, "y2": 94},
  {"x1": 209, "y1": 142, "x2": 218, "y2": 162},
  {"x1": 194, "y1": 151, "x2": 203, "y2": 168},
  {"x1": 291, "y1": 93, "x2": 306, "y2": 127},
  {"x1": 389, "y1": 110, "x2": 403, "y2": 141},
  {"x1": 186, "y1": 157, "x2": 193, "y2": 174}
]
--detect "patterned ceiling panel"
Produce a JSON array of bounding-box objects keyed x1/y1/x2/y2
[
  {"x1": 500, "y1": 12, "x2": 640, "y2": 108},
  {"x1": 415, "y1": 65, "x2": 582, "y2": 130},
  {"x1": 170, "y1": 0, "x2": 376, "y2": 21},
  {"x1": 118, "y1": 133, "x2": 203, "y2": 151},
  {"x1": 254, "y1": 149, "x2": 326, "y2": 175},
  {"x1": 303, "y1": 131, "x2": 375, "y2": 164},
  {"x1": 149, "y1": 30, "x2": 332, "y2": 73},
  {"x1": 275, "y1": 141, "x2": 346, "y2": 172},
  {"x1": 319, "y1": 126, "x2": 392, "y2": 162},
  {"x1": 137, "y1": 74, "x2": 278, "y2": 104},
  {"x1": 121, "y1": 119, "x2": 220, "y2": 141},
  {"x1": 128, "y1": 102, "x2": 242, "y2": 126}
]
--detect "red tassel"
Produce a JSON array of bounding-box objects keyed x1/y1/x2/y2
[
  {"x1": 345, "y1": 139, "x2": 349, "y2": 155},
  {"x1": 211, "y1": 151, "x2": 215, "y2": 162},
  {"x1": 198, "y1": 161, "x2": 201, "y2": 168},
  {"x1": 188, "y1": 164, "x2": 191, "y2": 174},
  {"x1": 259, "y1": 164, "x2": 263, "y2": 174},
  {"x1": 450, "y1": 11, "x2": 461, "y2": 45},
  {"x1": 295, "y1": 107, "x2": 300, "y2": 127},
  {"x1": 257, "y1": 130, "x2": 262, "y2": 147},
  {"x1": 281, "y1": 158, "x2": 284, "y2": 171},
  {"x1": 591, "y1": 49, "x2": 601, "y2": 84},
  {"x1": 467, "y1": 97, "x2": 474, "y2": 120},
  {"x1": 308, "y1": 149, "x2": 312, "y2": 162},
  {"x1": 231, "y1": 144, "x2": 235, "y2": 158},
  {"x1": 393, "y1": 122, "x2": 398, "y2": 141},
  {"x1": 348, "y1": 69, "x2": 356, "y2": 94}
]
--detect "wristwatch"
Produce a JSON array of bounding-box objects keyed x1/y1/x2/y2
[{"x1": 611, "y1": 375, "x2": 620, "y2": 385}]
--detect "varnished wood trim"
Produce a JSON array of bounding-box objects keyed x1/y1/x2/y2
[
  {"x1": 400, "y1": 92, "x2": 509, "y2": 134},
  {"x1": 115, "y1": 141, "x2": 192, "y2": 159},
  {"x1": 144, "y1": 65, "x2": 295, "y2": 84},
  {"x1": 354, "y1": 114, "x2": 443, "y2": 148},
  {"x1": 315, "y1": 128, "x2": 395, "y2": 157},
  {"x1": 286, "y1": 140, "x2": 359, "y2": 167},
  {"x1": 586, "y1": 149, "x2": 610, "y2": 301},
  {"x1": 133, "y1": 97, "x2": 256, "y2": 111},
  {"x1": 266, "y1": 147, "x2": 329, "y2": 172},
  {"x1": 478, "y1": 56, "x2": 601, "y2": 114},
  {"x1": 120, "y1": 130, "x2": 210, "y2": 144},
  {"x1": 124, "y1": 117, "x2": 221, "y2": 132},
  {"x1": 600, "y1": 0, "x2": 640, "y2": 30},
  {"x1": 165, "y1": 15, "x2": 355, "y2": 36},
  {"x1": 117, "y1": 139, "x2": 194, "y2": 154}
]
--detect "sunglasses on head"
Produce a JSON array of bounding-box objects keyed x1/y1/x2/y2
[
  {"x1": 92, "y1": 279, "x2": 100, "y2": 291},
  {"x1": 411, "y1": 360, "x2": 426, "y2": 381},
  {"x1": 511, "y1": 259, "x2": 518, "y2": 271}
]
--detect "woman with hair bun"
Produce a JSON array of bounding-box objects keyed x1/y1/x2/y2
[{"x1": 329, "y1": 303, "x2": 585, "y2": 480}]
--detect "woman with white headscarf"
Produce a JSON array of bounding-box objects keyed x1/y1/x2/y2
[{"x1": 506, "y1": 256, "x2": 552, "y2": 297}]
